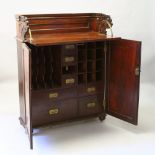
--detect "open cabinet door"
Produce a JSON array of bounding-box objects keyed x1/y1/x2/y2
[
  {"x1": 22, "y1": 43, "x2": 33, "y2": 149},
  {"x1": 106, "y1": 39, "x2": 141, "y2": 125}
]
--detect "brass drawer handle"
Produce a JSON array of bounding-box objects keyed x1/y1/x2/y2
[
  {"x1": 65, "y1": 78, "x2": 75, "y2": 84},
  {"x1": 87, "y1": 87, "x2": 96, "y2": 93},
  {"x1": 65, "y1": 56, "x2": 75, "y2": 62},
  {"x1": 65, "y1": 45, "x2": 75, "y2": 50},
  {"x1": 87, "y1": 102, "x2": 96, "y2": 108},
  {"x1": 49, "y1": 93, "x2": 58, "y2": 98},
  {"x1": 49, "y1": 108, "x2": 59, "y2": 115}
]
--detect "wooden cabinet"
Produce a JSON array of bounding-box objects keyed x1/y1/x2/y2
[{"x1": 15, "y1": 13, "x2": 141, "y2": 149}]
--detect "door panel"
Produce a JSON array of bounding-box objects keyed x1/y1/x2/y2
[
  {"x1": 22, "y1": 43, "x2": 33, "y2": 149},
  {"x1": 106, "y1": 39, "x2": 141, "y2": 125}
]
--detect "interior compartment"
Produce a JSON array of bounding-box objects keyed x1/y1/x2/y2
[
  {"x1": 96, "y1": 60, "x2": 104, "y2": 69},
  {"x1": 62, "y1": 65, "x2": 77, "y2": 74},
  {"x1": 87, "y1": 49, "x2": 95, "y2": 60},
  {"x1": 96, "y1": 49, "x2": 104, "y2": 59},
  {"x1": 87, "y1": 61, "x2": 95, "y2": 72},
  {"x1": 78, "y1": 73, "x2": 87, "y2": 84},
  {"x1": 96, "y1": 41, "x2": 104, "y2": 49},
  {"x1": 87, "y1": 42, "x2": 96, "y2": 49},
  {"x1": 87, "y1": 72, "x2": 96, "y2": 83},
  {"x1": 78, "y1": 62, "x2": 86, "y2": 73},
  {"x1": 31, "y1": 41, "x2": 106, "y2": 90},
  {"x1": 77, "y1": 43, "x2": 86, "y2": 50},
  {"x1": 78, "y1": 49, "x2": 86, "y2": 61},
  {"x1": 31, "y1": 45, "x2": 61, "y2": 90},
  {"x1": 96, "y1": 71, "x2": 103, "y2": 81}
]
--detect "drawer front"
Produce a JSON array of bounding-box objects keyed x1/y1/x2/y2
[
  {"x1": 62, "y1": 44, "x2": 77, "y2": 65},
  {"x1": 78, "y1": 82, "x2": 104, "y2": 97},
  {"x1": 32, "y1": 99, "x2": 77, "y2": 127},
  {"x1": 62, "y1": 75, "x2": 77, "y2": 87},
  {"x1": 31, "y1": 88, "x2": 77, "y2": 102},
  {"x1": 78, "y1": 95, "x2": 104, "y2": 116}
]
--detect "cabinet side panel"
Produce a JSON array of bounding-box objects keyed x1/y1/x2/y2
[
  {"x1": 22, "y1": 43, "x2": 33, "y2": 149},
  {"x1": 107, "y1": 39, "x2": 141, "y2": 125},
  {"x1": 16, "y1": 40, "x2": 26, "y2": 125}
]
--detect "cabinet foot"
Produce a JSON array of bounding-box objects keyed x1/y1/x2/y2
[{"x1": 99, "y1": 114, "x2": 106, "y2": 121}]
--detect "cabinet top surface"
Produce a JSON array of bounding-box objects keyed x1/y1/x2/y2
[
  {"x1": 27, "y1": 32, "x2": 120, "y2": 46},
  {"x1": 16, "y1": 13, "x2": 118, "y2": 46}
]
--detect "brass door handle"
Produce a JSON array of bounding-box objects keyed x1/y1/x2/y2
[{"x1": 135, "y1": 67, "x2": 140, "y2": 76}]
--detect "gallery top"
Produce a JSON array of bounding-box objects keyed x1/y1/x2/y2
[{"x1": 15, "y1": 13, "x2": 119, "y2": 46}]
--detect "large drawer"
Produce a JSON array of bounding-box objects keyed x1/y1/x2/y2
[
  {"x1": 32, "y1": 99, "x2": 78, "y2": 127},
  {"x1": 31, "y1": 88, "x2": 77, "y2": 102},
  {"x1": 78, "y1": 95, "x2": 104, "y2": 117},
  {"x1": 77, "y1": 82, "x2": 104, "y2": 97}
]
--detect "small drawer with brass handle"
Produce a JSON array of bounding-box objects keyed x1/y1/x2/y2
[
  {"x1": 78, "y1": 95, "x2": 104, "y2": 116},
  {"x1": 64, "y1": 56, "x2": 75, "y2": 63},
  {"x1": 77, "y1": 82, "x2": 104, "y2": 97},
  {"x1": 62, "y1": 75, "x2": 77, "y2": 87},
  {"x1": 62, "y1": 44, "x2": 77, "y2": 65},
  {"x1": 64, "y1": 44, "x2": 76, "y2": 50}
]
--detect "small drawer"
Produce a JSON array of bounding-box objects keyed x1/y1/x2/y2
[
  {"x1": 77, "y1": 82, "x2": 104, "y2": 97},
  {"x1": 78, "y1": 95, "x2": 104, "y2": 116},
  {"x1": 31, "y1": 88, "x2": 77, "y2": 103},
  {"x1": 62, "y1": 44, "x2": 77, "y2": 65},
  {"x1": 62, "y1": 55, "x2": 76, "y2": 65},
  {"x1": 62, "y1": 75, "x2": 77, "y2": 87},
  {"x1": 32, "y1": 99, "x2": 78, "y2": 127},
  {"x1": 63, "y1": 44, "x2": 76, "y2": 52}
]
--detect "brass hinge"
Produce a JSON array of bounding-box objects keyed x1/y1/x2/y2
[{"x1": 28, "y1": 28, "x2": 33, "y2": 43}]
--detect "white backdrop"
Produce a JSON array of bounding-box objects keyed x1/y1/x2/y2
[{"x1": 0, "y1": 1, "x2": 155, "y2": 155}]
